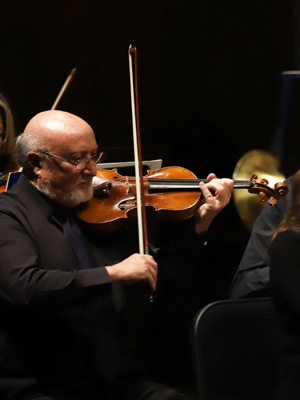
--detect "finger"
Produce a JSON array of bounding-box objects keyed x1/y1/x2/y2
[
  {"x1": 142, "y1": 255, "x2": 158, "y2": 271},
  {"x1": 206, "y1": 179, "x2": 231, "y2": 195},
  {"x1": 147, "y1": 270, "x2": 157, "y2": 291},
  {"x1": 206, "y1": 172, "x2": 217, "y2": 180},
  {"x1": 148, "y1": 258, "x2": 158, "y2": 272},
  {"x1": 148, "y1": 260, "x2": 158, "y2": 283},
  {"x1": 205, "y1": 180, "x2": 222, "y2": 195},
  {"x1": 199, "y1": 181, "x2": 214, "y2": 199},
  {"x1": 140, "y1": 256, "x2": 157, "y2": 290},
  {"x1": 223, "y1": 178, "x2": 234, "y2": 191}
]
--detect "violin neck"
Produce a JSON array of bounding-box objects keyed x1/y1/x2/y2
[{"x1": 147, "y1": 178, "x2": 253, "y2": 191}]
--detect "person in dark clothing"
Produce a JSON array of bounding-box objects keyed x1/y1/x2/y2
[
  {"x1": 0, "y1": 110, "x2": 233, "y2": 400},
  {"x1": 270, "y1": 169, "x2": 300, "y2": 399},
  {"x1": 230, "y1": 175, "x2": 292, "y2": 299}
]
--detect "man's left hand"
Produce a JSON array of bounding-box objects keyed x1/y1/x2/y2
[{"x1": 194, "y1": 173, "x2": 233, "y2": 234}]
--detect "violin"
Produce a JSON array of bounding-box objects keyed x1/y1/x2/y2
[
  {"x1": 0, "y1": 172, "x2": 6, "y2": 193},
  {"x1": 75, "y1": 166, "x2": 288, "y2": 232}
]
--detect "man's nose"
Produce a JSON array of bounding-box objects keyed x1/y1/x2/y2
[{"x1": 82, "y1": 160, "x2": 97, "y2": 176}]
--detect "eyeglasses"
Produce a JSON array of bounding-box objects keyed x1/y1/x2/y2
[{"x1": 39, "y1": 150, "x2": 104, "y2": 170}]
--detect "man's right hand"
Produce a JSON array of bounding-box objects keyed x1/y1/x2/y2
[{"x1": 105, "y1": 253, "x2": 158, "y2": 291}]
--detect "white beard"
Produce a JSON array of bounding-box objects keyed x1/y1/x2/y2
[{"x1": 38, "y1": 180, "x2": 93, "y2": 207}]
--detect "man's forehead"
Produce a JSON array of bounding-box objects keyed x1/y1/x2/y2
[
  {"x1": 42, "y1": 119, "x2": 93, "y2": 143},
  {"x1": 25, "y1": 110, "x2": 91, "y2": 134},
  {"x1": 44, "y1": 116, "x2": 86, "y2": 132},
  {"x1": 45, "y1": 123, "x2": 97, "y2": 151}
]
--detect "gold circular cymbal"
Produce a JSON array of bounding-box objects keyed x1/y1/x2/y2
[{"x1": 232, "y1": 149, "x2": 285, "y2": 231}]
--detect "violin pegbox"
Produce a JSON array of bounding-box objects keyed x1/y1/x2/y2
[{"x1": 249, "y1": 174, "x2": 288, "y2": 206}]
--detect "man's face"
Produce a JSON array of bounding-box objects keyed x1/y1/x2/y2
[{"x1": 35, "y1": 126, "x2": 98, "y2": 208}]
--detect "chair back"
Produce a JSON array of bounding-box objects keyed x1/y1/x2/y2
[{"x1": 192, "y1": 297, "x2": 281, "y2": 400}]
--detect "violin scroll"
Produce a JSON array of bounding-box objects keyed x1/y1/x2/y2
[
  {"x1": 274, "y1": 181, "x2": 289, "y2": 197},
  {"x1": 249, "y1": 174, "x2": 288, "y2": 205}
]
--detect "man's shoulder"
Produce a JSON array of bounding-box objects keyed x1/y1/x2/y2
[
  {"x1": 0, "y1": 186, "x2": 23, "y2": 211},
  {"x1": 0, "y1": 175, "x2": 43, "y2": 218}
]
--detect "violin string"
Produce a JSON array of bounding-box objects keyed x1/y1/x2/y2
[
  {"x1": 113, "y1": 177, "x2": 255, "y2": 188},
  {"x1": 107, "y1": 178, "x2": 278, "y2": 194}
]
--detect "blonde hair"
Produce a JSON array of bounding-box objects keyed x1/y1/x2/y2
[{"x1": 0, "y1": 93, "x2": 18, "y2": 173}]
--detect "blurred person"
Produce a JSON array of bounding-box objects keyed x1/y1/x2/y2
[
  {"x1": 0, "y1": 93, "x2": 19, "y2": 190},
  {"x1": 270, "y1": 169, "x2": 300, "y2": 399},
  {"x1": 230, "y1": 175, "x2": 292, "y2": 299}
]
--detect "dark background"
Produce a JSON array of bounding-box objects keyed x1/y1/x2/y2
[
  {"x1": 0, "y1": 1, "x2": 297, "y2": 162},
  {"x1": 0, "y1": 0, "x2": 299, "y2": 393}
]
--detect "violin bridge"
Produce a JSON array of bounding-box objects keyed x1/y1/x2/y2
[{"x1": 125, "y1": 176, "x2": 130, "y2": 195}]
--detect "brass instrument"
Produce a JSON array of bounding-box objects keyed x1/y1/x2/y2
[{"x1": 233, "y1": 149, "x2": 286, "y2": 231}]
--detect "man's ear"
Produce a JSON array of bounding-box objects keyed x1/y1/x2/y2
[{"x1": 27, "y1": 151, "x2": 43, "y2": 175}]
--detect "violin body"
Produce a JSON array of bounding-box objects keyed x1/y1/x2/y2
[
  {"x1": 75, "y1": 166, "x2": 289, "y2": 232},
  {"x1": 76, "y1": 166, "x2": 202, "y2": 232}
]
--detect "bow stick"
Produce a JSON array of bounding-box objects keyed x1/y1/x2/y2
[
  {"x1": 128, "y1": 45, "x2": 149, "y2": 255},
  {"x1": 51, "y1": 68, "x2": 77, "y2": 110},
  {"x1": 128, "y1": 45, "x2": 153, "y2": 302}
]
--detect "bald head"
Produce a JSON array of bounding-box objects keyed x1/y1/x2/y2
[
  {"x1": 23, "y1": 110, "x2": 94, "y2": 149},
  {"x1": 17, "y1": 110, "x2": 97, "y2": 169}
]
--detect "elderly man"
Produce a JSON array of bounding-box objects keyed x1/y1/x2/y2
[{"x1": 0, "y1": 110, "x2": 233, "y2": 400}]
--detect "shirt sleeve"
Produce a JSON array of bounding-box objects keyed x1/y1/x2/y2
[
  {"x1": 230, "y1": 178, "x2": 291, "y2": 299},
  {"x1": 0, "y1": 212, "x2": 112, "y2": 308}
]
